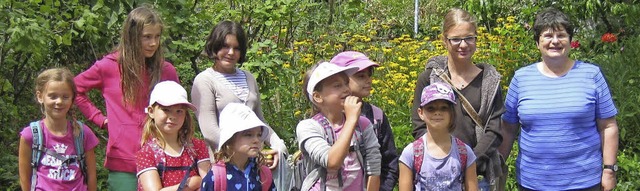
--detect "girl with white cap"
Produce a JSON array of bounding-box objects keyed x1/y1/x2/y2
[
  {"x1": 136, "y1": 81, "x2": 210, "y2": 191},
  {"x1": 200, "y1": 103, "x2": 275, "y2": 191},
  {"x1": 296, "y1": 62, "x2": 381, "y2": 191}
]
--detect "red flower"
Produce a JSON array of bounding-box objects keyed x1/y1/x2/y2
[
  {"x1": 601, "y1": 33, "x2": 617, "y2": 43},
  {"x1": 571, "y1": 41, "x2": 580, "y2": 48}
]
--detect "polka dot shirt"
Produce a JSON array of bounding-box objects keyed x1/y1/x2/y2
[{"x1": 136, "y1": 138, "x2": 209, "y2": 189}]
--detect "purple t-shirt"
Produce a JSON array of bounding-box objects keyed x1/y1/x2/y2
[
  {"x1": 20, "y1": 120, "x2": 99, "y2": 191},
  {"x1": 399, "y1": 135, "x2": 476, "y2": 191}
]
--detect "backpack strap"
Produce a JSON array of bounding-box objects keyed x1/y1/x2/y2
[
  {"x1": 370, "y1": 105, "x2": 383, "y2": 126},
  {"x1": 212, "y1": 161, "x2": 227, "y2": 191},
  {"x1": 29, "y1": 121, "x2": 43, "y2": 191},
  {"x1": 311, "y1": 113, "x2": 343, "y2": 191},
  {"x1": 73, "y1": 121, "x2": 87, "y2": 184},
  {"x1": 259, "y1": 165, "x2": 273, "y2": 191},
  {"x1": 455, "y1": 137, "x2": 468, "y2": 176},
  {"x1": 412, "y1": 135, "x2": 425, "y2": 185}
]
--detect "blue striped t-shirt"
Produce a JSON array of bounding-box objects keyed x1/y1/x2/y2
[{"x1": 502, "y1": 61, "x2": 617, "y2": 190}]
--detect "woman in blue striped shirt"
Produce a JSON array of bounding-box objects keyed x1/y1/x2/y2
[{"x1": 499, "y1": 7, "x2": 619, "y2": 191}]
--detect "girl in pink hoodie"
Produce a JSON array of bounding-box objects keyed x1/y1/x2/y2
[{"x1": 74, "y1": 6, "x2": 179, "y2": 190}]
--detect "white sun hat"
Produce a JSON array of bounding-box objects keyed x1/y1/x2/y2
[{"x1": 218, "y1": 103, "x2": 272, "y2": 150}]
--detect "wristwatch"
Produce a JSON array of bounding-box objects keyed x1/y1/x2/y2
[{"x1": 603, "y1": 164, "x2": 619, "y2": 172}]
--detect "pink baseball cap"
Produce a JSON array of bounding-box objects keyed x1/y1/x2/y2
[
  {"x1": 330, "y1": 51, "x2": 379, "y2": 72},
  {"x1": 420, "y1": 82, "x2": 456, "y2": 106}
]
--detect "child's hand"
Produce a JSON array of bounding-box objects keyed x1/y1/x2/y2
[
  {"x1": 186, "y1": 175, "x2": 202, "y2": 191},
  {"x1": 344, "y1": 96, "x2": 362, "y2": 122}
]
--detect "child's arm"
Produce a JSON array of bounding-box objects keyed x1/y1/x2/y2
[
  {"x1": 85, "y1": 148, "x2": 97, "y2": 191},
  {"x1": 326, "y1": 96, "x2": 361, "y2": 170},
  {"x1": 197, "y1": 161, "x2": 211, "y2": 178},
  {"x1": 366, "y1": 175, "x2": 380, "y2": 191},
  {"x1": 398, "y1": 163, "x2": 413, "y2": 191},
  {"x1": 18, "y1": 137, "x2": 32, "y2": 191},
  {"x1": 464, "y1": 162, "x2": 479, "y2": 191},
  {"x1": 138, "y1": 170, "x2": 164, "y2": 191}
]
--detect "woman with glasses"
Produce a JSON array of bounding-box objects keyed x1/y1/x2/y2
[
  {"x1": 410, "y1": 8, "x2": 506, "y2": 191},
  {"x1": 499, "y1": 7, "x2": 619, "y2": 191}
]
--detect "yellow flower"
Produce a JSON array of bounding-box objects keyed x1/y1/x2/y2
[
  {"x1": 497, "y1": 17, "x2": 505, "y2": 23},
  {"x1": 283, "y1": 63, "x2": 290, "y2": 68},
  {"x1": 285, "y1": 50, "x2": 294, "y2": 55},
  {"x1": 294, "y1": 110, "x2": 302, "y2": 117},
  {"x1": 506, "y1": 16, "x2": 516, "y2": 23},
  {"x1": 372, "y1": 79, "x2": 380, "y2": 85},
  {"x1": 280, "y1": 28, "x2": 287, "y2": 33}
]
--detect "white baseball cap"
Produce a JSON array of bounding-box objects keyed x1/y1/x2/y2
[
  {"x1": 306, "y1": 62, "x2": 359, "y2": 101},
  {"x1": 147, "y1": 81, "x2": 196, "y2": 113},
  {"x1": 218, "y1": 103, "x2": 271, "y2": 150}
]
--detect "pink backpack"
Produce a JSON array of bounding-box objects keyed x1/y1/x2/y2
[{"x1": 211, "y1": 161, "x2": 272, "y2": 191}]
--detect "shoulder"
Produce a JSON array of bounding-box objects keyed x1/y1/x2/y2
[
  {"x1": 193, "y1": 69, "x2": 216, "y2": 85},
  {"x1": 92, "y1": 53, "x2": 119, "y2": 69},
  {"x1": 191, "y1": 138, "x2": 208, "y2": 148},
  {"x1": 574, "y1": 61, "x2": 603, "y2": 76},
  {"x1": 425, "y1": 55, "x2": 447, "y2": 68},
  {"x1": 19, "y1": 123, "x2": 36, "y2": 142},
  {"x1": 240, "y1": 69, "x2": 258, "y2": 82},
  {"x1": 514, "y1": 62, "x2": 538, "y2": 75}
]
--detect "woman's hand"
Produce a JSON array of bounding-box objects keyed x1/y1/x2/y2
[
  {"x1": 261, "y1": 148, "x2": 279, "y2": 169},
  {"x1": 601, "y1": 170, "x2": 616, "y2": 191}
]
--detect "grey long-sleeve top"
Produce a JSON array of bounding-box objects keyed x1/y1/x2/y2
[
  {"x1": 296, "y1": 116, "x2": 381, "y2": 190},
  {"x1": 191, "y1": 68, "x2": 285, "y2": 152}
]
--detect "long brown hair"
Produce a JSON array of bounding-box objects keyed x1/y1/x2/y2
[
  {"x1": 117, "y1": 6, "x2": 165, "y2": 105},
  {"x1": 140, "y1": 103, "x2": 195, "y2": 148},
  {"x1": 35, "y1": 68, "x2": 82, "y2": 136}
]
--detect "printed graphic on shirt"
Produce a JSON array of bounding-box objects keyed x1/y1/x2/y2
[{"x1": 41, "y1": 143, "x2": 79, "y2": 181}]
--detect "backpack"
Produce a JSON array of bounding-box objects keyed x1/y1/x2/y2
[
  {"x1": 288, "y1": 113, "x2": 370, "y2": 191},
  {"x1": 211, "y1": 161, "x2": 273, "y2": 191},
  {"x1": 147, "y1": 139, "x2": 198, "y2": 191},
  {"x1": 412, "y1": 134, "x2": 468, "y2": 185},
  {"x1": 369, "y1": 104, "x2": 384, "y2": 136},
  {"x1": 29, "y1": 120, "x2": 86, "y2": 191}
]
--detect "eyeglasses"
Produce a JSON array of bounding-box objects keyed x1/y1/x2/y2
[
  {"x1": 447, "y1": 36, "x2": 477, "y2": 45},
  {"x1": 540, "y1": 33, "x2": 570, "y2": 42}
]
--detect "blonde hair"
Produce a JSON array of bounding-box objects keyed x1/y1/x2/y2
[
  {"x1": 35, "y1": 68, "x2": 81, "y2": 136},
  {"x1": 441, "y1": 8, "x2": 477, "y2": 41},
  {"x1": 117, "y1": 5, "x2": 165, "y2": 105},
  {"x1": 140, "y1": 103, "x2": 195, "y2": 148}
]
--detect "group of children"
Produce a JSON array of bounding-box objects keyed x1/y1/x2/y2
[{"x1": 17, "y1": 6, "x2": 479, "y2": 191}]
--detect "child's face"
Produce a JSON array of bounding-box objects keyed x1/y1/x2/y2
[
  {"x1": 229, "y1": 127, "x2": 264, "y2": 158},
  {"x1": 418, "y1": 100, "x2": 452, "y2": 131},
  {"x1": 348, "y1": 68, "x2": 373, "y2": 98},
  {"x1": 37, "y1": 81, "x2": 74, "y2": 120},
  {"x1": 314, "y1": 73, "x2": 351, "y2": 110},
  {"x1": 214, "y1": 34, "x2": 241, "y2": 73},
  {"x1": 148, "y1": 104, "x2": 187, "y2": 136},
  {"x1": 141, "y1": 24, "x2": 162, "y2": 58}
]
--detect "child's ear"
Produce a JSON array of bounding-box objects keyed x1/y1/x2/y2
[
  {"x1": 147, "y1": 106, "x2": 155, "y2": 118},
  {"x1": 36, "y1": 91, "x2": 44, "y2": 104},
  {"x1": 417, "y1": 107, "x2": 427, "y2": 121},
  {"x1": 312, "y1": 91, "x2": 323, "y2": 103}
]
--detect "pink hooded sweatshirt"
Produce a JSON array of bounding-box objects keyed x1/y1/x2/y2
[{"x1": 74, "y1": 52, "x2": 179, "y2": 172}]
